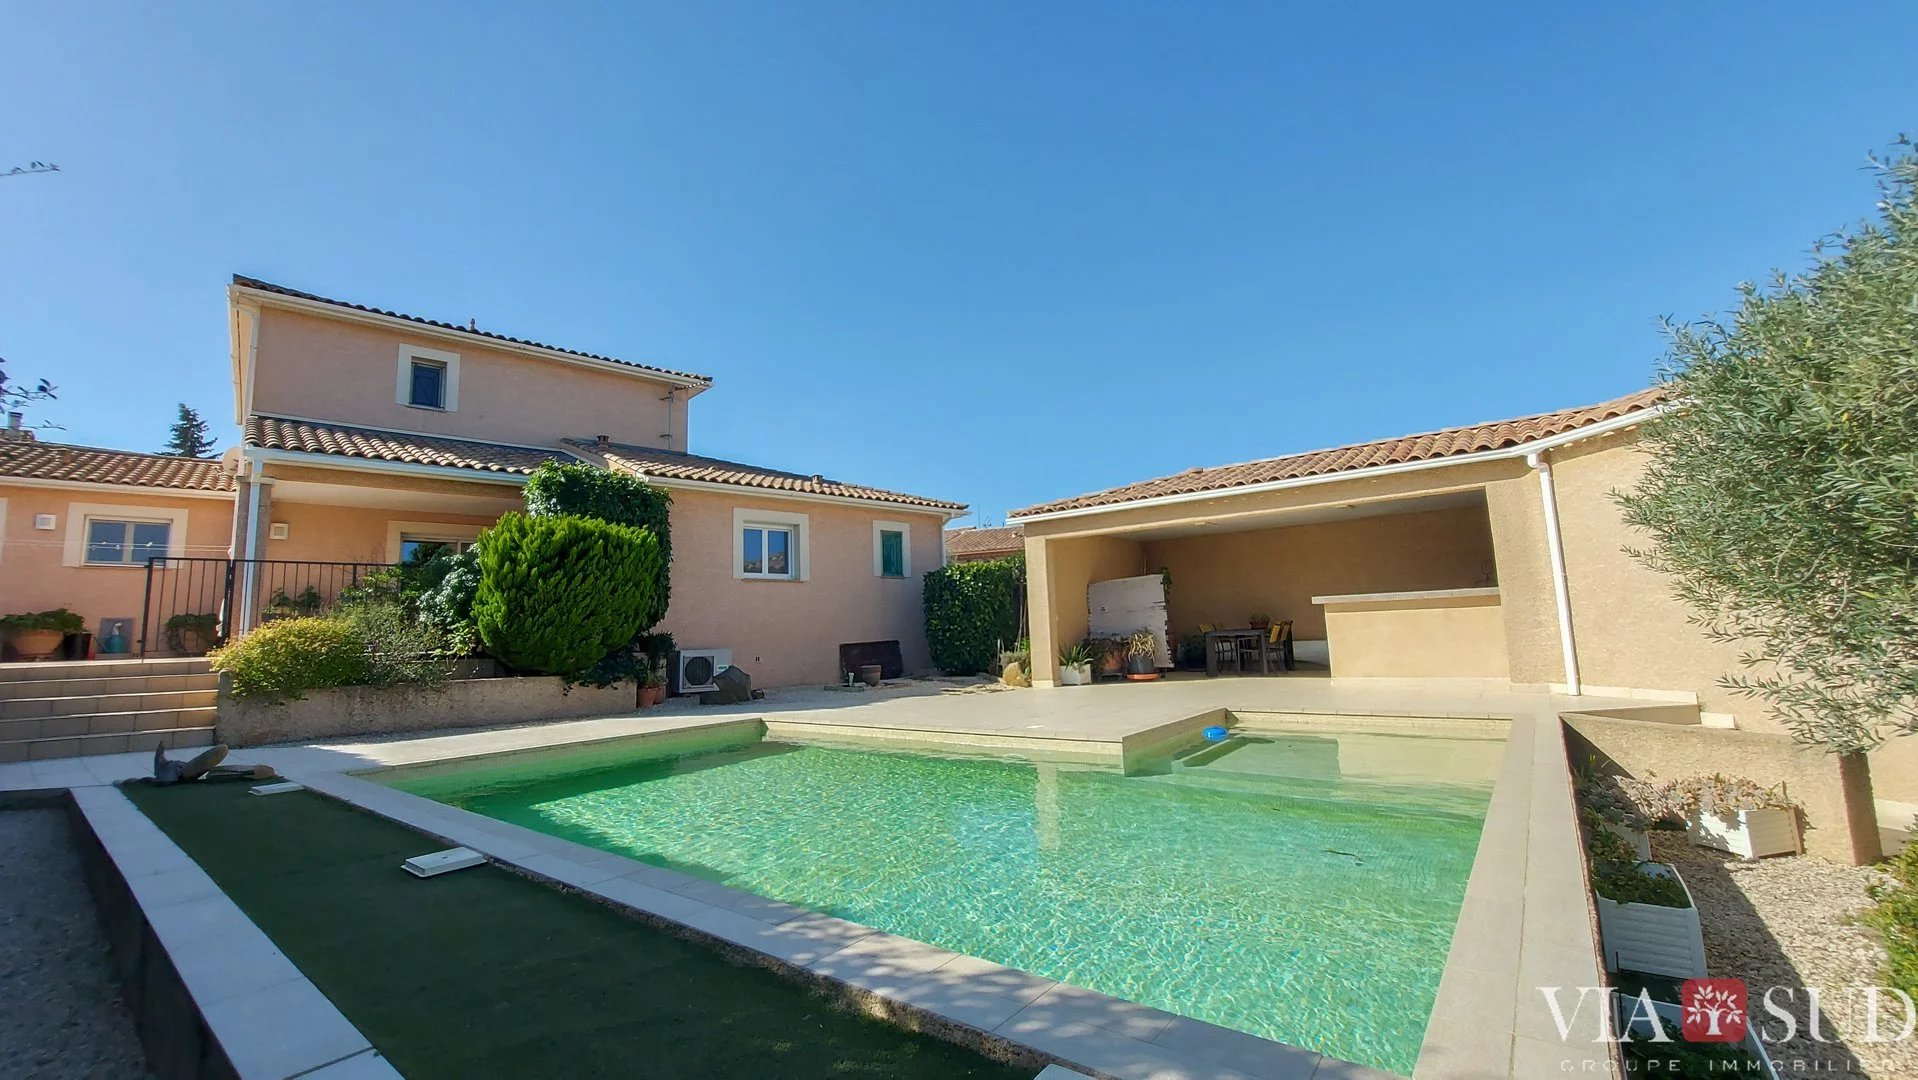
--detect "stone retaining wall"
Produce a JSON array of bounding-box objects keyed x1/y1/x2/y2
[{"x1": 215, "y1": 675, "x2": 635, "y2": 747}]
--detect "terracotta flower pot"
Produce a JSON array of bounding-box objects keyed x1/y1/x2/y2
[
  {"x1": 858, "y1": 663, "x2": 884, "y2": 687},
  {"x1": 10, "y1": 628, "x2": 63, "y2": 661},
  {"x1": 637, "y1": 683, "x2": 667, "y2": 708}
]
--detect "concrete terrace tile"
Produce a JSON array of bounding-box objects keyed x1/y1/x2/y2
[
  {"x1": 124, "y1": 864, "x2": 225, "y2": 910},
  {"x1": 1000, "y1": 1018, "x2": 1264, "y2": 1080},
  {"x1": 295, "y1": 1049, "x2": 405, "y2": 1078},
  {"x1": 666, "y1": 876, "x2": 810, "y2": 924},
  {"x1": 1309, "y1": 1057, "x2": 1401, "y2": 1079},
  {"x1": 1002, "y1": 982, "x2": 1181, "y2": 1044},
  {"x1": 200, "y1": 978, "x2": 372, "y2": 1079},
  {"x1": 1150, "y1": 1015, "x2": 1321, "y2": 1079},
  {"x1": 684, "y1": 906, "x2": 880, "y2": 967},
  {"x1": 1510, "y1": 1033, "x2": 1608, "y2": 1079},
  {"x1": 888, "y1": 974, "x2": 1042, "y2": 1034},
  {"x1": 0, "y1": 761, "x2": 38, "y2": 789}
]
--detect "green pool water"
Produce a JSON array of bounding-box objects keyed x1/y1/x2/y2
[{"x1": 388, "y1": 727, "x2": 1501, "y2": 1076}]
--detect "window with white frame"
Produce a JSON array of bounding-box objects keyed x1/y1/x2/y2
[
  {"x1": 398, "y1": 534, "x2": 474, "y2": 563},
  {"x1": 740, "y1": 524, "x2": 795, "y2": 578},
  {"x1": 84, "y1": 518, "x2": 172, "y2": 566},
  {"x1": 395, "y1": 345, "x2": 460, "y2": 411},
  {"x1": 733, "y1": 508, "x2": 809, "y2": 581},
  {"x1": 873, "y1": 520, "x2": 911, "y2": 578}
]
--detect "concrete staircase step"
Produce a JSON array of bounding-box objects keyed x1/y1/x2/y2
[
  {"x1": 0, "y1": 689, "x2": 218, "y2": 720},
  {"x1": 0, "y1": 673, "x2": 219, "y2": 700},
  {"x1": 0, "y1": 707, "x2": 219, "y2": 745},
  {"x1": 0, "y1": 657, "x2": 212, "y2": 683},
  {"x1": 1, "y1": 726, "x2": 214, "y2": 762}
]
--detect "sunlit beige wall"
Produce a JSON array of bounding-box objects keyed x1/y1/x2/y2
[
  {"x1": 1026, "y1": 533, "x2": 1144, "y2": 684},
  {"x1": 1322, "y1": 593, "x2": 1508, "y2": 678},
  {"x1": 249, "y1": 307, "x2": 692, "y2": 451}
]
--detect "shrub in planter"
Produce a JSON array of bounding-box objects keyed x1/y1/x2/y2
[
  {"x1": 1123, "y1": 629, "x2": 1161, "y2": 680},
  {"x1": 922, "y1": 555, "x2": 1023, "y2": 676},
  {"x1": 1177, "y1": 633, "x2": 1207, "y2": 670},
  {"x1": 524, "y1": 462, "x2": 673, "y2": 631},
  {"x1": 472, "y1": 513, "x2": 663, "y2": 677},
  {"x1": 1058, "y1": 643, "x2": 1093, "y2": 686},
  {"x1": 210, "y1": 617, "x2": 373, "y2": 700},
  {"x1": 2, "y1": 608, "x2": 85, "y2": 659},
  {"x1": 1659, "y1": 774, "x2": 1801, "y2": 859},
  {"x1": 164, "y1": 612, "x2": 220, "y2": 655}
]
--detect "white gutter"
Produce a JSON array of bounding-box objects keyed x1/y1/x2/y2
[
  {"x1": 1009, "y1": 405, "x2": 1665, "y2": 524},
  {"x1": 1527, "y1": 449, "x2": 1581, "y2": 696}
]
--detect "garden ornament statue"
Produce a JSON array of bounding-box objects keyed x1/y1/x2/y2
[{"x1": 151, "y1": 743, "x2": 277, "y2": 785}]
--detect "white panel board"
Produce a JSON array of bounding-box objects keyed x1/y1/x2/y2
[{"x1": 1088, "y1": 574, "x2": 1170, "y2": 666}]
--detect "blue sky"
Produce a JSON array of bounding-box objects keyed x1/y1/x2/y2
[{"x1": 4, "y1": 3, "x2": 1913, "y2": 525}]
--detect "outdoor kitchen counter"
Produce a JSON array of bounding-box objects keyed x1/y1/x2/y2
[{"x1": 1311, "y1": 587, "x2": 1508, "y2": 679}]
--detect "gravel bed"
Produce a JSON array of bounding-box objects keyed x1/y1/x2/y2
[
  {"x1": 0, "y1": 809, "x2": 148, "y2": 1079},
  {"x1": 1654, "y1": 831, "x2": 1913, "y2": 1080}
]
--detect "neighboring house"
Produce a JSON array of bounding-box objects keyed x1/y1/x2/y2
[
  {"x1": 942, "y1": 524, "x2": 1024, "y2": 563},
  {"x1": 0, "y1": 276, "x2": 966, "y2": 685},
  {"x1": 1009, "y1": 387, "x2": 1912, "y2": 838},
  {"x1": 0, "y1": 428, "x2": 236, "y2": 655}
]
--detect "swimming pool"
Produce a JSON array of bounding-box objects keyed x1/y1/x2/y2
[{"x1": 386, "y1": 724, "x2": 1501, "y2": 1075}]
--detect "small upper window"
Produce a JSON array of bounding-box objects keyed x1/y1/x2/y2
[
  {"x1": 408, "y1": 359, "x2": 447, "y2": 409},
  {"x1": 741, "y1": 525, "x2": 796, "y2": 579},
  {"x1": 85, "y1": 518, "x2": 171, "y2": 566}
]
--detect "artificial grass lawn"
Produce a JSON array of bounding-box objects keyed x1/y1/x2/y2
[{"x1": 123, "y1": 781, "x2": 1030, "y2": 1079}]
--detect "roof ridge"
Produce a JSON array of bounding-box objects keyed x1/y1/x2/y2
[
  {"x1": 231, "y1": 274, "x2": 714, "y2": 385},
  {"x1": 0, "y1": 439, "x2": 220, "y2": 461}
]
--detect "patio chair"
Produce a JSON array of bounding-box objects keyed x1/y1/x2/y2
[
  {"x1": 1206, "y1": 629, "x2": 1240, "y2": 674},
  {"x1": 1268, "y1": 620, "x2": 1296, "y2": 671}
]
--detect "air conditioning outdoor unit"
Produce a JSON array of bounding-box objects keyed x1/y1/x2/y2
[{"x1": 672, "y1": 649, "x2": 732, "y2": 695}]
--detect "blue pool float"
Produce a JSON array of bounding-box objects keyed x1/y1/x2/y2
[{"x1": 1202, "y1": 725, "x2": 1229, "y2": 743}]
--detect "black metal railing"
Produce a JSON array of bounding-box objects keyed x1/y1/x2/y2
[{"x1": 140, "y1": 557, "x2": 396, "y2": 656}]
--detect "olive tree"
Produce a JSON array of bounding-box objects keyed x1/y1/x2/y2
[{"x1": 1616, "y1": 142, "x2": 1918, "y2": 755}]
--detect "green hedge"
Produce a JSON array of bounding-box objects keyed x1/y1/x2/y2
[
  {"x1": 523, "y1": 462, "x2": 673, "y2": 630},
  {"x1": 472, "y1": 512, "x2": 663, "y2": 676},
  {"x1": 1868, "y1": 836, "x2": 1918, "y2": 995},
  {"x1": 922, "y1": 555, "x2": 1024, "y2": 675},
  {"x1": 211, "y1": 618, "x2": 373, "y2": 699}
]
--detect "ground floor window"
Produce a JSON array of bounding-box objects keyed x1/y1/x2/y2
[
  {"x1": 398, "y1": 535, "x2": 474, "y2": 563},
  {"x1": 85, "y1": 518, "x2": 172, "y2": 566}
]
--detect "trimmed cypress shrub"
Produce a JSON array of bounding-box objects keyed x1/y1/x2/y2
[
  {"x1": 922, "y1": 555, "x2": 1024, "y2": 675},
  {"x1": 523, "y1": 462, "x2": 673, "y2": 630},
  {"x1": 472, "y1": 513, "x2": 664, "y2": 676}
]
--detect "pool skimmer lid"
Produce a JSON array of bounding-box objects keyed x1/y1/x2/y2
[
  {"x1": 403, "y1": 847, "x2": 486, "y2": 879},
  {"x1": 249, "y1": 781, "x2": 305, "y2": 796}
]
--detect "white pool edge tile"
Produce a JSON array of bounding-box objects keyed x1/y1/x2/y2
[{"x1": 72, "y1": 784, "x2": 396, "y2": 1079}]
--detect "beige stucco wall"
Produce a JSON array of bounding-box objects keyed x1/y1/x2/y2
[
  {"x1": 215, "y1": 673, "x2": 635, "y2": 746},
  {"x1": 657, "y1": 488, "x2": 948, "y2": 688},
  {"x1": 1321, "y1": 593, "x2": 1509, "y2": 678},
  {"x1": 0, "y1": 483, "x2": 235, "y2": 654},
  {"x1": 1139, "y1": 505, "x2": 1495, "y2": 641},
  {"x1": 1026, "y1": 533, "x2": 1145, "y2": 684},
  {"x1": 261, "y1": 500, "x2": 504, "y2": 564},
  {"x1": 249, "y1": 307, "x2": 692, "y2": 451},
  {"x1": 1563, "y1": 714, "x2": 1880, "y2": 865}
]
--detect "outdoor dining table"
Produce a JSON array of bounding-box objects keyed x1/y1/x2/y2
[{"x1": 1204, "y1": 628, "x2": 1275, "y2": 676}]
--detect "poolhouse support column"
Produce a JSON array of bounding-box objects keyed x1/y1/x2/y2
[{"x1": 1526, "y1": 450, "x2": 1580, "y2": 696}]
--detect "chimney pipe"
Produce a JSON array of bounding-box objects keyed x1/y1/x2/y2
[
  {"x1": 6, "y1": 412, "x2": 19, "y2": 431},
  {"x1": 595, "y1": 434, "x2": 611, "y2": 447}
]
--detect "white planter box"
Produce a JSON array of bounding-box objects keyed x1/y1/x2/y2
[
  {"x1": 1615, "y1": 996, "x2": 1780, "y2": 1080},
  {"x1": 1594, "y1": 863, "x2": 1708, "y2": 979},
  {"x1": 1603, "y1": 821, "x2": 1652, "y2": 862},
  {"x1": 1058, "y1": 664, "x2": 1092, "y2": 686},
  {"x1": 1689, "y1": 807, "x2": 1801, "y2": 859}
]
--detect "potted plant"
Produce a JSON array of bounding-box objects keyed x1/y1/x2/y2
[
  {"x1": 1575, "y1": 765, "x2": 1663, "y2": 862},
  {"x1": 164, "y1": 612, "x2": 219, "y2": 655},
  {"x1": 1664, "y1": 775, "x2": 1802, "y2": 859},
  {"x1": 1123, "y1": 629, "x2": 1161, "y2": 681},
  {"x1": 1058, "y1": 643, "x2": 1093, "y2": 686},
  {"x1": 1614, "y1": 994, "x2": 1781, "y2": 1080},
  {"x1": 2, "y1": 608, "x2": 84, "y2": 661},
  {"x1": 1178, "y1": 633, "x2": 1208, "y2": 671},
  {"x1": 1586, "y1": 819, "x2": 1707, "y2": 979},
  {"x1": 1247, "y1": 612, "x2": 1271, "y2": 631},
  {"x1": 1090, "y1": 637, "x2": 1124, "y2": 677},
  {"x1": 636, "y1": 631, "x2": 675, "y2": 707}
]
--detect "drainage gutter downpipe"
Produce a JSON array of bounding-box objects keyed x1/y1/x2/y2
[
  {"x1": 1527, "y1": 450, "x2": 1581, "y2": 696},
  {"x1": 238, "y1": 456, "x2": 263, "y2": 634}
]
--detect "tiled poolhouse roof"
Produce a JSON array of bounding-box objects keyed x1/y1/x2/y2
[
  {"x1": 1013, "y1": 387, "x2": 1667, "y2": 518},
  {"x1": 944, "y1": 525, "x2": 1025, "y2": 558}
]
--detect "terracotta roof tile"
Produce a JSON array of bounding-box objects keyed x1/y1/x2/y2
[
  {"x1": 232, "y1": 275, "x2": 713, "y2": 385},
  {"x1": 564, "y1": 438, "x2": 966, "y2": 512},
  {"x1": 944, "y1": 525, "x2": 1025, "y2": 558},
  {"x1": 246, "y1": 416, "x2": 572, "y2": 475},
  {"x1": 1012, "y1": 387, "x2": 1666, "y2": 518},
  {"x1": 0, "y1": 440, "x2": 235, "y2": 491}
]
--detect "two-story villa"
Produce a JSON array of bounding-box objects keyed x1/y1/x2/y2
[{"x1": 0, "y1": 276, "x2": 965, "y2": 687}]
